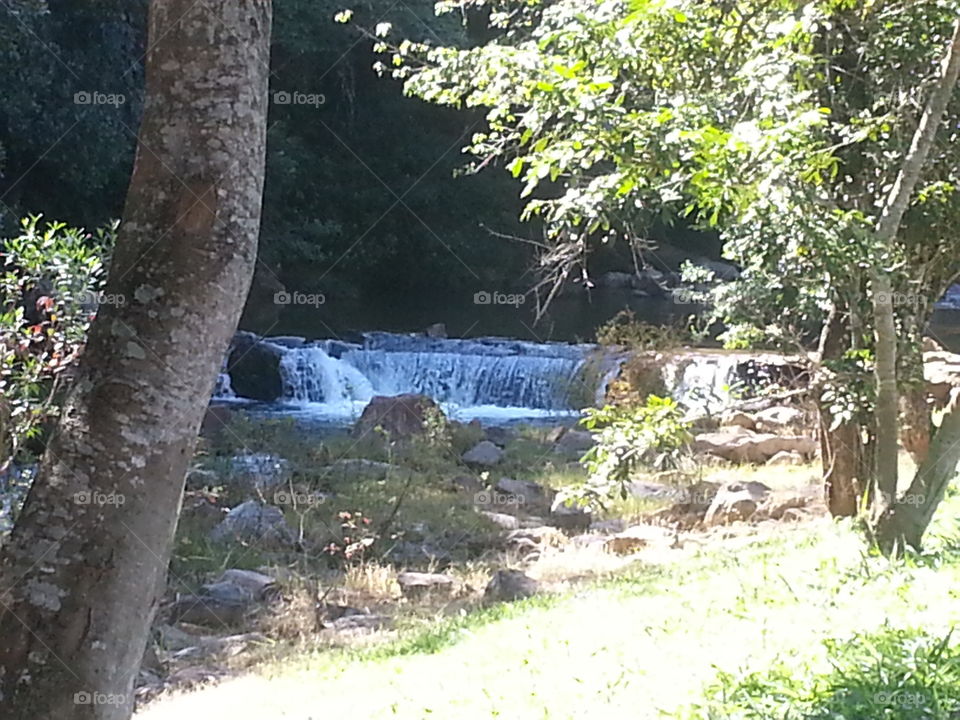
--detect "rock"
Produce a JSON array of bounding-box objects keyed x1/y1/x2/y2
[
  {"x1": 165, "y1": 666, "x2": 230, "y2": 689},
  {"x1": 217, "y1": 569, "x2": 279, "y2": 601},
  {"x1": 329, "y1": 614, "x2": 390, "y2": 632},
  {"x1": 719, "y1": 411, "x2": 756, "y2": 431},
  {"x1": 484, "y1": 569, "x2": 539, "y2": 602},
  {"x1": 227, "y1": 333, "x2": 284, "y2": 401},
  {"x1": 495, "y1": 477, "x2": 552, "y2": 509},
  {"x1": 693, "y1": 430, "x2": 817, "y2": 464},
  {"x1": 268, "y1": 335, "x2": 307, "y2": 349},
  {"x1": 179, "y1": 495, "x2": 225, "y2": 533},
  {"x1": 506, "y1": 526, "x2": 567, "y2": 549},
  {"x1": 552, "y1": 429, "x2": 595, "y2": 456},
  {"x1": 571, "y1": 534, "x2": 608, "y2": 549},
  {"x1": 589, "y1": 518, "x2": 626, "y2": 533},
  {"x1": 229, "y1": 452, "x2": 290, "y2": 490},
  {"x1": 766, "y1": 450, "x2": 805, "y2": 466},
  {"x1": 396, "y1": 571, "x2": 455, "y2": 600},
  {"x1": 605, "y1": 524, "x2": 673, "y2": 555},
  {"x1": 424, "y1": 323, "x2": 447, "y2": 339},
  {"x1": 199, "y1": 404, "x2": 237, "y2": 444},
  {"x1": 209, "y1": 500, "x2": 295, "y2": 547},
  {"x1": 479, "y1": 510, "x2": 520, "y2": 530},
  {"x1": 548, "y1": 499, "x2": 592, "y2": 532},
  {"x1": 484, "y1": 426, "x2": 515, "y2": 447},
  {"x1": 753, "y1": 406, "x2": 806, "y2": 433},
  {"x1": 691, "y1": 257, "x2": 741, "y2": 281},
  {"x1": 462, "y1": 440, "x2": 505, "y2": 466},
  {"x1": 353, "y1": 394, "x2": 443, "y2": 440},
  {"x1": 757, "y1": 493, "x2": 811, "y2": 520},
  {"x1": 184, "y1": 468, "x2": 220, "y2": 491},
  {"x1": 448, "y1": 475, "x2": 483, "y2": 494},
  {"x1": 648, "y1": 481, "x2": 721, "y2": 528},
  {"x1": 168, "y1": 581, "x2": 253, "y2": 627},
  {"x1": 704, "y1": 481, "x2": 771, "y2": 526}
]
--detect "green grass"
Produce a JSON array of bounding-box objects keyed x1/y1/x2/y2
[{"x1": 140, "y1": 486, "x2": 960, "y2": 720}]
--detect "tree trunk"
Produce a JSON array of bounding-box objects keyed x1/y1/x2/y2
[
  {"x1": 876, "y1": 395, "x2": 960, "y2": 552},
  {"x1": 870, "y1": 17, "x2": 960, "y2": 516},
  {"x1": 818, "y1": 301, "x2": 870, "y2": 516},
  {"x1": 0, "y1": 2, "x2": 271, "y2": 718}
]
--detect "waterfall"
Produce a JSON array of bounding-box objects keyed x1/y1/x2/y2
[{"x1": 278, "y1": 346, "x2": 375, "y2": 405}]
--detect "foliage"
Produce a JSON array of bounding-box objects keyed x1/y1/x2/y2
[
  {"x1": 689, "y1": 627, "x2": 960, "y2": 720},
  {"x1": 0, "y1": 217, "x2": 112, "y2": 471},
  {"x1": 595, "y1": 309, "x2": 684, "y2": 350},
  {"x1": 564, "y1": 395, "x2": 691, "y2": 508}
]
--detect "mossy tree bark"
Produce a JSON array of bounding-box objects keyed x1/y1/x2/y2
[{"x1": 0, "y1": 1, "x2": 272, "y2": 718}]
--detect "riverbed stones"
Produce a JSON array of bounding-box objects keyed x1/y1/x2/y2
[
  {"x1": 353, "y1": 393, "x2": 444, "y2": 440},
  {"x1": 462, "y1": 440, "x2": 505, "y2": 466},
  {"x1": 485, "y1": 569, "x2": 539, "y2": 602}
]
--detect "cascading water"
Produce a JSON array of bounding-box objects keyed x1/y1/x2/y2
[{"x1": 232, "y1": 332, "x2": 602, "y2": 423}]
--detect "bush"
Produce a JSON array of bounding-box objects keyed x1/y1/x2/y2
[
  {"x1": 0, "y1": 216, "x2": 112, "y2": 471},
  {"x1": 688, "y1": 627, "x2": 960, "y2": 720}
]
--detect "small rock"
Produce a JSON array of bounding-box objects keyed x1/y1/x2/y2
[
  {"x1": 462, "y1": 440, "x2": 505, "y2": 466},
  {"x1": 485, "y1": 569, "x2": 539, "y2": 602},
  {"x1": 766, "y1": 450, "x2": 805, "y2": 466},
  {"x1": 479, "y1": 510, "x2": 520, "y2": 530},
  {"x1": 552, "y1": 429, "x2": 595, "y2": 455},
  {"x1": 396, "y1": 571, "x2": 455, "y2": 600},
  {"x1": 753, "y1": 406, "x2": 806, "y2": 433},
  {"x1": 484, "y1": 426, "x2": 515, "y2": 447},
  {"x1": 548, "y1": 499, "x2": 592, "y2": 532},
  {"x1": 353, "y1": 394, "x2": 443, "y2": 440},
  {"x1": 329, "y1": 614, "x2": 390, "y2": 632},
  {"x1": 424, "y1": 323, "x2": 447, "y2": 339},
  {"x1": 448, "y1": 475, "x2": 484, "y2": 494}
]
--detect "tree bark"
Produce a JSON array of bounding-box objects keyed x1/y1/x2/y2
[
  {"x1": 0, "y1": 2, "x2": 271, "y2": 718},
  {"x1": 870, "y1": 17, "x2": 960, "y2": 514}
]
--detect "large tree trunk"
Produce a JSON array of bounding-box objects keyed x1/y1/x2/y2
[
  {"x1": 0, "y1": 2, "x2": 272, "y2": 718},
  {"x1": 870, "y1": 17, "x2": 960, "y2": 517}
]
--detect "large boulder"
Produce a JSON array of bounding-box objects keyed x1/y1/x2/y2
[
  {"x1": 353, "y1": 394, "x2": 443, "y2": 440},
  {"x1": 396, "y1": 571, "x2": 455, "y2": 600},
  {"x1": 693, "y1": 429, "x2": 816, "y2": 464},
  {"x1": 485, "y1": 569, "x2": 538, "y2": 602},
  {"x1": 226, "y1": 333, "x2": 285, "y2": 401}
]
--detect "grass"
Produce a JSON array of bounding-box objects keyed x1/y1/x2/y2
[{"x1": 139, "y1": 481, "x2": 960, "y2": 720}]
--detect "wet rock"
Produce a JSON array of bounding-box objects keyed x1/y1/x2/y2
[
  {"x1": 227, "y1": 333, "x2": 284, "y2": 401},
  {"x1": 209, "y1": 500, "x2": 295, "y2": 547},
  {"x1": 485, "y1": 569, "x2": 539, "y2": 602},
  {"x1": 353, "y1": 394, "x2": 443, "y2": 440},
  {"x1": 396, "y1": 572, "x2": 455, "y2": 600},
  {"x1": 462, "y1": 440, "x2": 505, "y2": 466}
]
